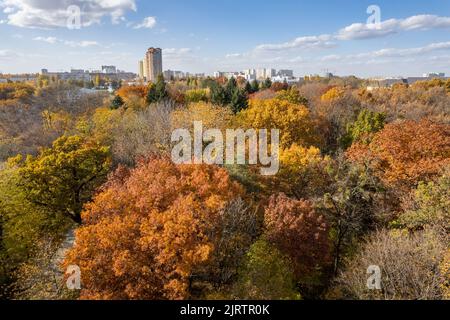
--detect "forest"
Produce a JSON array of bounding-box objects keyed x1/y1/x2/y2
[{"x1": 0, "y1": 74, "x2": 449, "y2": 300}]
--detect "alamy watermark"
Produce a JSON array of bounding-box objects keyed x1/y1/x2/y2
[
  {"x1": 171, "y1": 121, "x2": 280, "y2": 176},
  {"x1": 367, "y1": 265, "x2": 382, "y2": 290},
  {"x1": 66, "y1": 265, "x2": 81, "y2": 290},
  {"x1": 367, "y1": 5, "x2": 382, "y2": 29},
  {"x1": 66, "y1": 5, "x2": 81, "y2": 29}
]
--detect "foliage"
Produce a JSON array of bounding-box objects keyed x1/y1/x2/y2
[
  {"x1": 64, "y1": 158, "x2": 244, "y2": 299},
  {"x1": 232, "y1": 239, "x2": 301, "y2": 300},
  {"x1": 184, "y1": 88, "x2": 209, "y2": 104},
  {"x1": 347, "y1": 119, "x2": 450, "y2": 189},
  {"x1": 264, "y1": 193, "x2": 331, "y2": 278},
  {"x1": 275, "y1": 87, "x2": 309, "y2": 105},
  {"x1": 229, "y1": 88, "x2": 248, "y2": 114},
  {"x1": 147, "y1": 74, "x2": 168, "y2": 104},
  {"x1": 397, "y1": 173, "x2": 450, "y2": 233},
  {"x1": 110, "y1": 95, "x2": 124, "y2": 110},
  {"x1": 0, "y1": 83, "x2": 35, "y2": 104},
  {"x1": 340, "y1": 109, "x2": 385, "y2": 148},
  {"x1": 206, "y1": 198, "x2": 261, "y2": 287},
  {"x1": 334, "y1": 229, "x2": 447, "y2": 300},
  {"x1": 269, "y1": 144, "x2": 333, "y2": 199},
  {"x1": 319, "y1": 157, "x2": 382, "y2": 275},
  {"x1": 238, "y1": 98, "x2": 319, "y2": 148},
  {"x1": 171, "y1": 102, "x2": 234, "y2": 134},
  {"x1": 14, "y1": 135, "x2": 111, "y2": 224},
  {"x1": 321, "y1": 87, "x2": 346, "y2": 102}
]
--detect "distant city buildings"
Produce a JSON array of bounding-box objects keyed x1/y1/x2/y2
[
  {"x1": 423, "y1": 72, "x2": 445, "y2": 78},
  {"x1": 102, "y1": 65, "x2": 117, "y2": 74},
  {"x1": 39, "y1": 67, "x2": 135, "y2": 82},
  {"x1": 366, "y1": 73, "x2": 448, "y2": 90},
  {"x1": 213, "y1": 68, "x2": 297, "y2": 83},
  {"x1": 163, "y1": 70, "x2": 204, "y2": 80}
]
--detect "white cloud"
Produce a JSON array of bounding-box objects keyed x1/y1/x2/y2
[
  {"x1": 337, "y1": 15, "x2": 450, "y2": 40},
  {"x1": 133, "y1": 16, "x2": 156, "y2": 29},
  {"x1": 0, "y1": 0, "x2": 137, "y2": 28},
  {"x1": 33, "y1": 36, "x2": 58, "y2": 44},
  {"x1": 255, "y1": 35, "x2": 335, "y2": 52},
  {"x1": 225, "y1": 53, "x2": 242, "y2": 58},
  {"x1": 319, "y1": 41, "x2": 450, "y2": 62},
  {"x1": 251, "y1": 14, "x2": 450, "y2": 55},
  {"x1": 33, "y1": 36, "x2": 99, "y2": 47},
  {"x1": 64, "y1": 40, "x2": 99, "y2": 47},
  {"x1": 3, "y1": 6, "x2": 14, "y2": 13},
  {"x1": 0, "y1": 49, "x2": 19, "y2": 59}
]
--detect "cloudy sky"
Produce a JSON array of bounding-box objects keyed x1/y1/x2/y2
[{"x1": 0, "y1": 0, "x2": 449, "y2": 77}]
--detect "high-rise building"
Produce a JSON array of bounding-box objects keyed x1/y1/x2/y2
[
  {"x1": 138, "y1": 60, "x2": 144, "y2": 79},
  {"x1": 145, "y1": 47, "x2": 163, "y2": 83},
  {"x1": 143, "y1": 58, "x2": 149, "y2": 80},
  {"x1": 256, "y1": 68, "x2": 275, "y2": 80}
]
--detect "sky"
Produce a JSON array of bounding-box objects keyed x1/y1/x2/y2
[{"x1": 0, "y1": 0, "x2": 449, "y2": 77}]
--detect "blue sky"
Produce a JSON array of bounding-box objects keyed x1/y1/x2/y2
[{"x1": 0, "y1": 0, "x2": 449, "y2": 77}]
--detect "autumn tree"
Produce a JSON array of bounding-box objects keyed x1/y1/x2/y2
[
  {"x1": 397, "y1": 172, "x2": 449, "y2": 234},
  {"x1": 184, "y1": 88, "x2": 209, "y2": 104},
  {"x1": 264, "y1": 193, "x2": 331, "y2": 280},
  {"x1": 210, "y1": 82, "x2": 228, "y2": 106},
  {"x1": 275, "y1": 86, "x2": 309, "y2": 105},
  {"x1": 268, "y1": 144, "x2": 333, "y2": 199},
  {"x1": 238, "y1": 98, "x2": 319, "y2": 148},
  {"x1": 347, "y1": 119, "x2": 450, "y2": 190},
  {"x1": 340, "y1": 109, "x2": 385, "y2": 148},
  {"x1": 171, "y1": 102, "x2": 233, "y2": 135},
  {"x1": 14, "y1": 135, "x2": 111, "y2": 224},
  {"x1": 318, "y1": 157, "x2": 383, "y2": 275},
  {"x1": 250, "y1": 80, "x2": 260, "y2": 93},
  {"x1": 229, "y1": 88, "x2": 248, "y2": 114},
  {"x1": 64, "y1": 158, "x2": 244, "y2": 299},
  {"x1": 270, "y1": 81, "x2": 288, "y2": 92},
  {"x1": 232, "y1": 239, "x2": 301, "y2": 300},
  {"x1": 203, "y1": 198, "x2": 261, "y2": 288},
  {"x1": 147, "y1": 74, "x2": 168, "y2": 104},
  {"x1": 333, "y1": 229, "x2": 447, "y2": 300},
  {"x1": 110, "y1": 95, "x2": 124, "y2": 110}
]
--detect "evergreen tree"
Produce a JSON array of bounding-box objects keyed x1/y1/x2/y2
[
  {"x1": 225, "y1": 77, "x2": 238, "y2": 101},
  {"x1": 262, "y1": 78, "x2": 272, "y2": 89},
  {"x1": 251, "y1": 79, "x2": 260, "y2": 93},
  {"x1": 110, "y1": 95, "x2": 124, "y2": 110},
  {"x1": 230, "y1": 88, "x2": 248, "y2": 114},
  {"x1": 244, "y1": 81, "x2": 253, "y2": 94},
  {"x1": 210, "y1": 83, "x2": 228, "y2": 106},
  {"x1": 146, "y1": 74, "x2": 168, "y2": 104}
]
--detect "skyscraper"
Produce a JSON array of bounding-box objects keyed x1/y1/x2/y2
[
  {"x1": 145, "y1": 47, "x2": 162, "y2": 83},
  {"x1": 138, "y1": 60, "x2": 144, "y2": 79}
]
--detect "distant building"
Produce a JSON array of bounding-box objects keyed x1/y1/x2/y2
[
  {"x1": 256, "y1": 68, "x2": 275, "y2": 80},
  {"x1": 143, "y1": 58, "x2": 149, "y2": 80},
  {"x1": 423, "y1": 72, "x2": 445, "y2": 78},
  {"x1": 145, "y1": 47, "x2": 163, "y2": 83},
  {"x1": 277, "y1": 69, "x2": 294, "y2": 77},
  {"x1": 102, "y1": 65, "x2": 117, "y2": 74},
  {"x1": 138, "y1": 60, "x2": 144, "y2": 79},
  {"x1": 39, "y1": 67, "x2": 135, "y2": 82}
]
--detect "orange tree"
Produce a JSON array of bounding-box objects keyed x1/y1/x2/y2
[
  {"x1": 237, "y1": 98, "x2": 319, "y2": 149},
  {"x1": 64, "y1": 158, "x2": 244, "y2": 300},
  {"x1": 346, "y1": 119, "x2": 450, "y2": 190},
  {"x1": 264, "y1": 193, "x2": 331, "y2": 280}
]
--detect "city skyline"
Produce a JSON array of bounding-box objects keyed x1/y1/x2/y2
[{"x1": 0, "y1": 0, "x2": 449, "y2": 77}]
